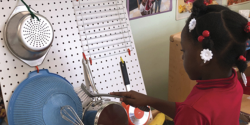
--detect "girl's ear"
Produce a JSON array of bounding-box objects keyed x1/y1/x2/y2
[{"x1": 200, "y1": 59, "x2": 211, "y2": 66}]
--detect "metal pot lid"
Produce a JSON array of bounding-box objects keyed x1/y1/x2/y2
[
  {"x1": 97, "y1": 103, "x2": 129, "y2": 125},
  {"x1": 19, "y1": 14, "x2": 53, "y2": 52}
]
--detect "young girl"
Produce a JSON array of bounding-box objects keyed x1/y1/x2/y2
[{"x1": 111, "y1": 0, "x2": 250, "y2": 124}]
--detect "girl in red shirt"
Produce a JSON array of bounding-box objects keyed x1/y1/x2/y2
[{"x1": 111, "y1": 0, "x2": 250, "y2": 124}]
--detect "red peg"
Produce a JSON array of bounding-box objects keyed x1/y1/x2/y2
[
  {"x1": 127, "y1": 49, "x2": 131, "y2": 56},
  {"x1": 198, "y1": 36, "x2": 205, "y2": 42},
  {"x1": 83, "y1": 52, "x2": 87, "y2": 60},
  {"x1": 239, "y1": 55, "x2": 246, "y2": 62},
  {"x1": 202, "y1": 30, "x2": 210, "y2": 37},
  {"x1": 36, "y1": 66, "x2": 39, "y2": 73},
  {"x1": 89, "y1": 57, "x2": 92, "y2": 65}
]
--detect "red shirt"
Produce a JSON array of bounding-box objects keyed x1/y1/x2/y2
[{"x1": 174, "y1": 69, "x2": 243, "y2": 125}]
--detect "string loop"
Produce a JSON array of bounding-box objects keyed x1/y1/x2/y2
[{"x1": 21, "y1": 0, "x2": 40, "y2": 21}]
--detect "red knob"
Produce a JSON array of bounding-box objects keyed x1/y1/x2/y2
[{"x1": 134, "y1": 108, "x2": 144, "y2": 119}]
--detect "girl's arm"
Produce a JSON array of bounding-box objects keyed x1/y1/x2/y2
[
  {"x1": 111, "y1": 91, "x2": 176, "y2": 119},
  {"x1": 148, "y1": 97, "x2": 176, "y2": 119}
]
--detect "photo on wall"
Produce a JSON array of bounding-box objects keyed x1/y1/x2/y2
[
  {"x1": 176, "y1": 0, "x2": 223, "y2": 20},
  {"x1": 128, "y1": 0, "x2": 172, "y2": 20},
  {"x1": 227, "y1": 0, "x2": 250, "y2": 6}
]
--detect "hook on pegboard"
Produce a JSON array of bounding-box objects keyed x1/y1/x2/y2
[
  {"x1": 89, "y1": 57, "x2": 92, "y2": 65},
  {"x1": 127, "y1": 49, "x2": 131, "y2": 56},
  {"x1": 35, "y1": 66, "x2": 39, "y2": 73},
  {"x1": 83, "y1": 52, "x2": 87, "y2": 61}
]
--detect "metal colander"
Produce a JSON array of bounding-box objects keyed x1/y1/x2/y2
[
  {"x1": 4, "y1": 6, "x2": 54, "y2": 66},
  {"x1": 20, "y1": 15, "x2": 53, "y2": 51}
]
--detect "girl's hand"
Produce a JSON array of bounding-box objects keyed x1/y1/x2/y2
[{"x1": 110, "y1": 91, "x2": 151, "y2": 107}]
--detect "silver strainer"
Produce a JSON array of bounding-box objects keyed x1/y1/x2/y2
[{"x1": 20, "y1": 15, "x2": 53, "y2": 51}]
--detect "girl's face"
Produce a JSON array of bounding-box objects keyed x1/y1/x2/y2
[{"x1": 181, "y1": 26, "x2": 203, "y2": 80}]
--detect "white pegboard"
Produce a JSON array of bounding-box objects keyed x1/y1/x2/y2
[
  {"x1": 0, "y1": 0, "x2": 152, "y2": 124},
  {"x1": 0, "y1": 0, "x2": 84, "y2": 110},
  {"x1": 72, "y1": 0, "x2": 148, "y2": 98},
  {"x1": 73, "y1": 0, "x2": 133, "y2": 60}
]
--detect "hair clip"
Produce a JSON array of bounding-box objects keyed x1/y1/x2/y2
[
  {"x1": 198, "y1": 30, "x2": 213, "y2": 63},
  {"x1": 204, "y1": 1, "x2": 209, "y2": 6},
  {"x1": 198, "y1": 30, "x2": 210, "y2": 42},
  {"x1": 198, "y1": 36, "x2": 205, "y2": 42},
  {"x1": 200, "y1": 49, "x2": 213, "y2": 63},
  {"x1": 241, "y1": 73, "x2": 247, "y2": 86},
  {"x1": 189, "y1": 18, "x2": 196, "y2": 32},
  {"x1": 203, "y1": 30, "x2": 210, "y2": 37},
  {"x1": 245, "y1": 22, "x2": 250, "y2": 33},
  {"x1": 238, "y1": 55, "x2": 248, "y2": 86},
  {"x1": 238, "y1": 55, "x2": 246, "y2": 61}
]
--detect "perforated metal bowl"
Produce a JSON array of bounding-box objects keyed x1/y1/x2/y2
[
  {"x1": 4, "y1": 6, "x2": 53, "y2": 66},
  {"x1": 19, "y1": 14, "x2": 53, "y2": 52}
]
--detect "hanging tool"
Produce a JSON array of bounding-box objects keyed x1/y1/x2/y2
[
  {"x1": 60, "y1": 105, "x2": 84, "y2": 125},
  {"x1": 120, "y1": 57, "x2": 150, "y2": 125}
]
